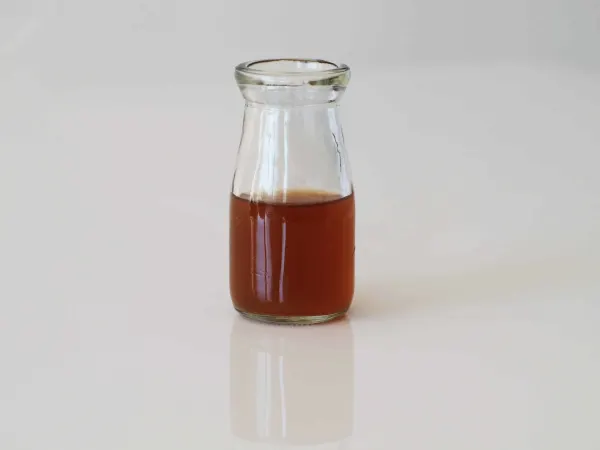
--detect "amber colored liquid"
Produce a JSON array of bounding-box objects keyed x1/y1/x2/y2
[{"x1": 230, "y1": 190, "x2": 355, "y2": 317}]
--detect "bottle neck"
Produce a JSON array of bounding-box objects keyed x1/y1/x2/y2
[
  {"x1": 244, "y1": 101, "x2": 338, "y2": 111},
  {"x1": 240, "y1": 102, "x2": 343, "y2": 153},
  {"x1": 238, "y1": 85, "x2": 345, "y2": 107}
]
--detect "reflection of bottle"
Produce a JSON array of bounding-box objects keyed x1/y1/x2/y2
[{"x1": 230, "y1": 317, "x2": 354, "y2": 449}]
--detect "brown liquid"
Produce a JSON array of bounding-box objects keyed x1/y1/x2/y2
[{"x1": 230, "y1": 190, "x2": 355, "y2": 317}]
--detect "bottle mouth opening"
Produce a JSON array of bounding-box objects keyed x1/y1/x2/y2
[
  {"x1": 235, "y1": 58, "x2": 350, "y2": 87},
  {"x1": 244, "y1": 59, "x2": 344, "y2": 74}
]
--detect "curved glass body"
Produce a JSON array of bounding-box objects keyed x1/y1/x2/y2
[{"x1": 230, "y1": 59, "x2": 354, "y2": 325}]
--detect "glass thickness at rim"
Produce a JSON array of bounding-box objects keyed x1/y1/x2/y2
[{"x1": 235, "y1": 58, "x2": 351, "y2": 87}]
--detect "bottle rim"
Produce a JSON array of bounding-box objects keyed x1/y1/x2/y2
[{"x1": 235, "y1": 58, "x2": 350, "y2": 87}]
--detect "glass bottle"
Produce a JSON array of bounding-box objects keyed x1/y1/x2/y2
[{"x1": 230, "y1": 59, "x2": 354, "y2": 325}]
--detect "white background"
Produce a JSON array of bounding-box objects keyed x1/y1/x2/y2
[{"x1": 1, "y1": 1, "x2": 600, "y2": 449}]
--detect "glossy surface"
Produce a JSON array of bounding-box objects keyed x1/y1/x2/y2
[
  {"x1": 230, "y1": 318, "x2": 354, "y2": 446},
  {"x1": 230, "y1": 192, "x2": 355, "y2": 320},
  {"x1": 2, "y1": 5, "x2": 600, "y2": 447}
]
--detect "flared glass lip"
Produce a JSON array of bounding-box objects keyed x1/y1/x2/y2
[{"x1": 235, "y1": 58, "x2": 350, "y2": 87}]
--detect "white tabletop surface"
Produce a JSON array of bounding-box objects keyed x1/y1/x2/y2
[{"x1": 2, "y1": 9, "x2": 600, "y2": 449}]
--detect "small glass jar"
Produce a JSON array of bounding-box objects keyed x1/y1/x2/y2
[{"x1": 229, "y1": 59, "x2": 354, "y2": 325}]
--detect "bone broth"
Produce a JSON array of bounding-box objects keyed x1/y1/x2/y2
[{"x1": 229, "y1": 190, "x2": 354, "y2": 321}]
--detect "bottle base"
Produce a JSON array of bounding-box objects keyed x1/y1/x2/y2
[{"x1": 235, "y1": 308, "x2": 347, "y2": 325}]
